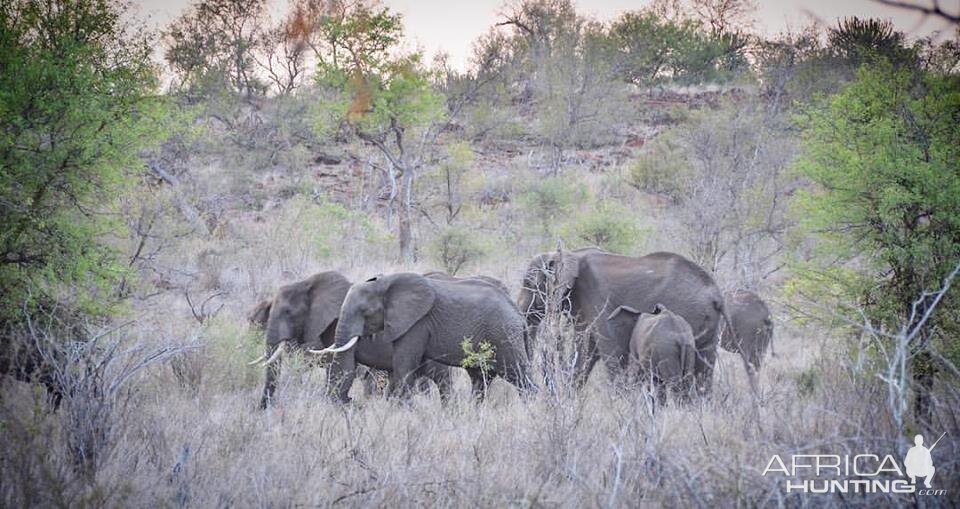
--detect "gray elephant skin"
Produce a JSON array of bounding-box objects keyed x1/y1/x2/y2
[
  {"x1": 249, "y1": 271, "x2": 451, "y2": 408},
  {"x1": 518, "y1": 248, "x2": 727, "y2": 394},
  {"x1": 608, "y1": 303, "x2": 696, "y2": 402},
  {"x1": 321, "y1": 272, "x2": 535, "y2": 402},
  {"x1": 720, "y1": 289, "x2": 773, "y2": 384},
  {"x1": 422, "y1": 271, "x2": 511, "y2": 296}
]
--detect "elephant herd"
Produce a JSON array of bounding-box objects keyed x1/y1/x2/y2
[{"x1": 248, "y1": 248, "x2": 774, "y2": 408}]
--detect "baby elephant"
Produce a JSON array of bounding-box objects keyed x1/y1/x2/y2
[
  {"x1": 608, "y1": 303, "x2": 697, "y2": 402},
  {"x1": 720, "y1": 289, "x2": 774, "y2": 392}
]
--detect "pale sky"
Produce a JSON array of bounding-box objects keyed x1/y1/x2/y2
[{"x1": 132, "y1": 0, "x2": 958, "y2": 69}]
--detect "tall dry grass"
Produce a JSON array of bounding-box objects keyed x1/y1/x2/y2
[
  {"x1": 2, "y1": 275, "x2": 957, "y2": 507},
  {"x1": 2, "y1": 166, "x2": 958, "y2": 507}
]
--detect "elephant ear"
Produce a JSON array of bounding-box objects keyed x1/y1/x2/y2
[
  {"x1": 303, "y1": 272, "x2": 352, "y2": 348},
  {"x1": 381, "y1": 273, "x2": 437, "y2": 343},
  {"x1": 248, "y1": 299, "x2": 272, "y2": 329},
  {"x1": 545, "y1": 250, "x2": 580, "y2": 291}
]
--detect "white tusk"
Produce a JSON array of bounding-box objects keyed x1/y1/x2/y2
[
  {"x1": 261, "y1": 341, "x2": 287, "y2": 367},
  {"x1": 307, "y1": 336, "x2": 359, "y2": 355},
  {"x1": 247, "y1": 352, "x2": 269, "y2": 366}
]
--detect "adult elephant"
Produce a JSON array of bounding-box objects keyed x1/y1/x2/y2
[
  {"x1": 720, "y1": 289, "x2": 774, "y2": 391},
  {"x1": 518, "y1": 248, "x2": 729, "y2": 394},
  {"x1": 422, "y1": 271, "x2": 511, "y2": 296},
  {"x1": 315, "y1": 272, "x2": 535, "y2": 402},
  {"x1": 248, "y1": 271, "x2": 450, "y2": 408}
]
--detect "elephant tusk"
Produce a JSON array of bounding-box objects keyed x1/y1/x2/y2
[
  {"x1": 247, "y1": 352, "x2": 269, "y2": 365},
  {"x1": 308, "y1": 336, "x2": 359, "y2": 355},
  {"x1": 260, "y1": 341, "x2": 287, "y2": 367}
]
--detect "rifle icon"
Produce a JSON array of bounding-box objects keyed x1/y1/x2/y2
[{"x1": 928, "y1": 432, "x2": 946, "y2": 451}]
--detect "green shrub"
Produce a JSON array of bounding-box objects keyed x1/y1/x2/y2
[
  {"x1": 627, "y1": 132, "x2": 687, "y2": 197},
  {"x1": 795, "y1": 367, "x2": 819, "y2": 398},
  {"x1": 563, "y1": 203, "x2": 645, "y2": 255},
  {"x1": 518, "y1": 177, "x2": 587, "y2": 241},
  {"x1": 430, "y1": 228, "x2": 487, "y2": 275},
  {"x1": 460, "y1": 338, "x2": 495, "y2": 374}
]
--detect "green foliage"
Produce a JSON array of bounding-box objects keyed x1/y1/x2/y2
[
  {"x1": 518, "y1": 177, "x2": 587, "y2": 241},
  {"x1": 460, "y1": 338, "x2": 495, "y2": 374},
  {"x1": 164, "y1": 0, "x2": 268, "y2": 97},
  {"x1": 793, "y1": 60, "x2": 960, "y2": 330},
  {"x1": 430, "y1": 228, "x2": 487, "y2": 276},
  {"x1": 562, "y1": 203, "x2": 644, "y2": 255},
  {"x1": 828, "y1": 17, "x2": 914, "y2": 69},
  {"x1": 608, "y1": 8, "x2": 749, "y2": 86},
  {"x1": 795, "y1": 367, "x2": 819, "y2": 398},
  {"x1": 272, "y1": 195, "x2": 391, "y2": 261},
  {"x1": 627, "y1": 132, "x2": 688, "y2": 198},
  {"x1": 313, "y1": 5, "x2": 443, "y2": 138},
  {"x1": 0, "y1": 0, "x2": 162, "y2": 319}
]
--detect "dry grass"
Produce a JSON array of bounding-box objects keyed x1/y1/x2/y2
[
  {"x1": 2, "y1": 160, "x2": 958, "y2": 507},
  {"x1": 3, "y1": 286, "x2": 957, "y2": 507}
]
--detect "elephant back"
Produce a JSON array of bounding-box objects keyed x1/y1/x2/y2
[{"x1": 578, "y1": 251, "x2": 723, "y2": 349}]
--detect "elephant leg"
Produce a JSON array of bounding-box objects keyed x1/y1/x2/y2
[
  {"x1": 259, "y1": 358, "x2": 282, "y2": 409},
  {"x1": 572, "y1": 334, "x2": 600, "y2": 389},
  {"x1": 358, "y1": 366, "x2": 379, "y2": 397},
  {"x1": 389, "y1": 339, "x2": 428, "y2": 400},
  {"x1": 655, "y1": 381, "x2": 668, "y2": 406},
  {"x1": 596, "y1": 333, "x2": 629, "y2": 387},
  {"x1": 694, "y1": 344, "x2": 718, "y2": 397},
  {"x1": 742, "y1": 353, "x2": 759, "y2": 395},
  {"x1": 327, "y1": 353, "x2": 356, "y2": 403},
  {"x1": 467, "y1": 368, "x2": 487, "y2": 402},
  {"x1": 417, "y1": 361, "x2": 453, "y2": 402}
]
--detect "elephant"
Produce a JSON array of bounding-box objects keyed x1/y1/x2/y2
[
  {"x1": 314, "y1": 272, "x2": 535, "y2": 403},
  {"x1": 422, "y1": 271, "x2": 511, "y2": 296},
  {"x1": 517, "y1": 248, "x2": 730, "y2": 395},
  {"x1": 247, "y1": 271, "x2": 450, "y2": 408},
  {"x1": 608, "y1": 303, "x2": 696, "y2": 403},
  {"x1": 720, "y1": 289, "x2": 774, "y2": 391}
]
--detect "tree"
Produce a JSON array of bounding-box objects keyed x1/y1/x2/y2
[
  {"x1": 314, "y1": 3, "x2": 444, "y2": 262},
  {"x1": 0, "y1": 0, "x2": 161, "y2": 320},
  {"x1": 164, "y1": 0, "x2": 268, "y2": 97},
  {"x1": 828, "y1": 17, "x2": 915, "y2": 69},
  {"x1": 608, "y1": 7, "x2": 750, "y2": 87},
  {"x1": 794, "y1": 61, "x2": 960, "y2": 424},
  {"x1": 690, "y1": 0, "x2": 756, "y2": 36},
  {"x1": 498, "y1": 0, "x2": 629, "y2": 170}
]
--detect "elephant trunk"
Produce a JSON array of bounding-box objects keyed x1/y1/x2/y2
[{"x1": 325, "y1": 312, "x2": 363, "y2": 402}]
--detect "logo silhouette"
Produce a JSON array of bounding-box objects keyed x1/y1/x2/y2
[{"x1": 904, "y1": 433, "x2": 944, "y2": 488}]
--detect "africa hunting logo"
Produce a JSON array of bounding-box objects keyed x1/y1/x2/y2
[{"x1": 762, "y1": 433, "x2": 947, "y2": 496}]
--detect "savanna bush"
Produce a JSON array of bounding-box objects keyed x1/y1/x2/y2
[
  {"x1": 518, "y1": 177, "x2": 588, "y2": 243},
  {"x1": 627, "y1": 132, "x2": 688, "y2": 198},
  {"x1": 562, "y1": 202, "x2": 646, "y2": 255},
  {"x1": 429, "y1": 227, "x2": 488, "y2": 275}
]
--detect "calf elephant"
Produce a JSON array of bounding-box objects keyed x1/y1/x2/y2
[
  {"x1": 248, "y1": 271, "x2": 450, "y2": 408},
  {"x1": 608, "y1": 303, "x2": 696, "y2": 403},
  {"x1": 720, "y1": 289, "x2": 774, "y2": 391},
  {"x1": 518, "y1": 248, "x2": 729, "y2": 395},
  {"x1": 315, "y1": 272, "x2": 535, "y2": 402}
]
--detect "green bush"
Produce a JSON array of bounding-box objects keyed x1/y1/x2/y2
[
  {"x1": 430, "y1": 228, "x2": 487, "y2": 275},
  {"x1": 518, "y1": 177, "x2": 587, "y2": 241},
  {"x1": 563, "y1": 203, "x2": 645, "y2": 255},
  {"x1": 627, "y1": 133, "x2": 688, "y2": 198},
  {"x1": 795, "y1": 367, "x2": 819, "y2": 398}
]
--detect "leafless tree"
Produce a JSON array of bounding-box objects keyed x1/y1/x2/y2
[{"x1": 872, "y1": 0, "x2": 960, "y2": 24}]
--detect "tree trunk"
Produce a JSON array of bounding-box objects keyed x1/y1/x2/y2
[{"x1": 398, "y1": 166, "x2": 415, "y2": 263}]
